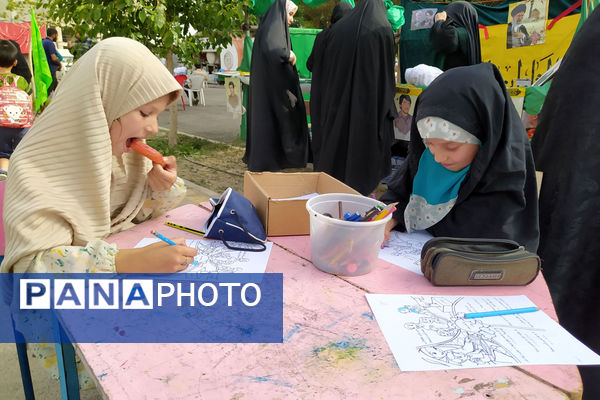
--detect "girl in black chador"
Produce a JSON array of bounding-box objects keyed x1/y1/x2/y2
[{"x1": 381, "y1": 63, "x2": 539, "y2": 253}]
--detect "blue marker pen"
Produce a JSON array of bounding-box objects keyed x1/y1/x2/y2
[
  {"x1": 348, "y1": 213, "x2": 362, "y2": 221},
  {"x1": 150, "y1": 230, "x2": 177, "y2": 246}
]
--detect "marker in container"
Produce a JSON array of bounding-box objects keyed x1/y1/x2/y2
[
  {"x1": 360, "y1": 205, "x2": 383, "y2": 221},
  {"x1": 372, "y1": 206, "x2": 397, "y2": 221},
  {"x1": 344, "y1": 212, "x2": 362, "y2": 221},
  {"x1": 371, "y1": 202, "x2": 398, "y2": 221}
]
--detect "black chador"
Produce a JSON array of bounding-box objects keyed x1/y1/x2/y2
[
  {"x1": 309, "y1": 0, "x2": 396, "y2": 195},
  {"x1": 245, "y1": 0, "x2": 309, "y2": 172}
]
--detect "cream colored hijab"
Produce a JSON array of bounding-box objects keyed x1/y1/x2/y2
[
  {"x1": 286, "y1": 0, "x2": 298, "y2": 15},
  {"x1": 1, "y1": 37, "x2": 181, "y2": 273}
]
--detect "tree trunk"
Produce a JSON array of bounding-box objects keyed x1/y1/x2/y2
[{"x1": 166, "y1": 48, "x2": 178, "y2": 147}]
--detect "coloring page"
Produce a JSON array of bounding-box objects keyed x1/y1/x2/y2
[
  {"x1": 135, "y1": 238, "x2": 272, "y2": 274},
  {"x1": 366, "y1": 294, "x2": 600, "y2": 371},
  {"x1": 378, "y1": 230, "x2": 433, "y2": 275}
]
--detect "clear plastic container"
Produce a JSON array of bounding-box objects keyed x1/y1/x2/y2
[{"x1": 305, "y1": 193, "x2": 392, "y2": 276}]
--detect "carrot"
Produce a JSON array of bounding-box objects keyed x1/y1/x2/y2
[{"x1": 130, "y1": 139, "x2": 165, "y2": 165}]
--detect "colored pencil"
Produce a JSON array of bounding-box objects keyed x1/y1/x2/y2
[
  {"x1": 150, "y1": 230, "x2": 177, "y2": 245},
  {"x1": 464, "y1": 307, "x2": 539, "y2": 319},
  {"x1": 372, "y1": 203, "x2": 398, "y2": 221},
  {"x1": 165, "y1": 221, "x2": 205, "y2": 236}
]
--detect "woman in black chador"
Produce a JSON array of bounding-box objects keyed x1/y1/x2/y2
[
  {"x1": 380, "y1": 63, "x2": 539, "y2": 252},
  {"x1": 531, "y1": 8, "x2": 600, "y2": 399},
  {"x1": 306, "y1": 1, "x2": 353, "y2": 72},
  {"x1": 244, "y1": 0, "x2": 309, "y2": 172},
  {"x1": 309, "y1": 0, "x2": 396, "y2": 195},
  {"x1": 429, "y1": 1, "x2": 481, "y2": 71}
]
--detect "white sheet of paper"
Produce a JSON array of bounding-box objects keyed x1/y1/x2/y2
[
  {"x1": 135, "y1": 238, "x2": 272, "y2": 274},
  {"x1": 366, "y1": 294, "x2": 600, "y2": 371},
  {"x1": 378, "y1": 230, "x2": 433, "y2": 275},
  {"x1": 271, "y1": 192, "x2": 320, "y2": 201}
]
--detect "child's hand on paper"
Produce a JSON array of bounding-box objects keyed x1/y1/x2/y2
[
  {"x1": 115, "y1": 238, "x2": 198, "y2": 273},
  {"x1": 382, "y1": 218, "x2": 398, "y2": 247},
  {"x1": 147, "y1": 155, "x2": 178, "y2": 192}
]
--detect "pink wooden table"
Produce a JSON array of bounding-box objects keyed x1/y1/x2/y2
[{"x1": 74, "y1": 204, "x2": 581, "y2": 399}]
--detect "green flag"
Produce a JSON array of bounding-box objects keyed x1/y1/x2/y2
[
  {"x1": 237, "y1": 31, "x2": 253, "y2": 73},
  {"x1": 237, "y1": 31, "x2": 253, "y2": 140},
  {"x1": 383, "y1": 0, "x2": 405, "y2": 32},
  {"x1": 30, "y1": 8, "x2": 52, "y2": 111}
]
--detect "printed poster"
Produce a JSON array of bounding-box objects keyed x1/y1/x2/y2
[
  {"x1": 507, "y1": 0, "x2": 549, "y2": 49},
  {"x1": 225, "y1": 77, "x2": 242, "y2": 114},
  {"x1": 393, "y1": 86, "x2": 421, "y2": 141},
  {"x1": 411, "y1": 8, "x2": 437, "y2": 31}
]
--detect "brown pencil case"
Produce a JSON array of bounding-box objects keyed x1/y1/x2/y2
[{"x1": 420, "y1": 237, "x2": 541, "y2": 286}]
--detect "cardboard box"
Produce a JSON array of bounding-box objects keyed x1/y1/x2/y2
[{"x1": 244, "y1": 172, "x2": 360, "y2": 236}]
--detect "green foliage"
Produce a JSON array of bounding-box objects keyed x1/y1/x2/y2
[
  {"x1": 301, "y1": 0, "x2": 341, "y2": 29},
  {"x1": 147, "y1": 134, "x2": 229, "y2": 157},
  {"x1": 28, "y1": 0, "x2": 253, "y2": 67},
  {"x1": 291, "y1": 3, "x2": 305, "y2": 27},
  {"x1": 5, "y1": 0, "x2": 48, "y2": 21}
]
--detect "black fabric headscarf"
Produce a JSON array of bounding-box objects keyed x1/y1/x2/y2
[
  {"x1": 330, "y1": 1, "x2": 354, "y2": 24},
  {"x1": 245, "y1": 0, "x2": 309, "y2": 171},
  {"x1": 9, "y1": 40, "x2": 32, "y2": 84},
  {"x1": 308, "y1": 0, "x2": 396, "y2": 195},
  {"x1": 430, "y1": 1, "x2": 481, "y2": 69},
  {"x1": 531, "y1": 8, "x2": 600, "y2": 397},
  {"x1": 380, "y1": 63, "x2": 539, "y2": 251},
  {"x1": 306, "y1": 1, "x2": 353, "y2": 72}
]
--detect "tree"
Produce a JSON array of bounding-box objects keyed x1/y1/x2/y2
[{"x1": 9, "y1": 0, "x2": 253, "y2": 146}]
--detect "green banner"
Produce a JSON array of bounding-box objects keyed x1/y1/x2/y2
[{"x1": 290, "y1": 27, "x2": 320, "y2": 79}]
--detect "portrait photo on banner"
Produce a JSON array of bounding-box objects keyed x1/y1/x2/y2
[
  {"x1": 224, "y1": 77, "x2": 242, "y2": 114},
  {"x1": 410, "y1": 8, "x2": 437, "y2": 31},
  {"x1": 393, "y1": 88, "x2": 420, "y2": 141},
  {"x1": 506, "y1": 0, "x2": 549, "y2": 49}
]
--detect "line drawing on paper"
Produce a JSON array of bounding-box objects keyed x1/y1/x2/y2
[
  {"x1": 187, "y1": 240, "x2": 251, "y2": 273},
  {"x1": 367, "y1": 293, "x2": 600, "y2": 371},
  {"x1": 133, "y1": 237, "x2": 272, "y2": 274},
  {"x1": 386, "y1": 234, "x2": 425, "y2": 268},
  {"x1": 399, "y1": 296, "x2": 541, "y2": 368},
  {"x1": 378, "y1": 230, "x2": 433, "y2": 274}
]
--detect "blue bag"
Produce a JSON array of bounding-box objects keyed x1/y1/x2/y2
[{"x1": 202, "y1": 187, "x2": 267, "y2": 252}]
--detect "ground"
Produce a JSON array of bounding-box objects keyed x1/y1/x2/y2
[
  {"x1": 177, "y1": 149, "x2": 319, "y2": 195},
  {"x1": 147, "y1": 132, "x2": 388, "y2": 198},
  {"x1": 177, "y1": 146, "x2": 246, "y2": 194}
]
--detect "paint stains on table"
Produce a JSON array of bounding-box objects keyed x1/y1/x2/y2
[{"x1": 312, "y1": 339, "x2": 366, "y2": 365}]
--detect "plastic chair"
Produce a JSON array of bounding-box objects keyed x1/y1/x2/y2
[
  {"x1": 173, "y1": 74, "x2": 188, "y2": 111},
  {"x1": 184, "y1": 74, "x2": 206, "y2": 107}
]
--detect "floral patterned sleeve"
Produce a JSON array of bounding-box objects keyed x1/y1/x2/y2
[
  {"x1": 29, "y1": 239, "x2": 118, "y2": 273},
  {"x1": 135, "y1": 177, "x2": 187, "y2": 223}
]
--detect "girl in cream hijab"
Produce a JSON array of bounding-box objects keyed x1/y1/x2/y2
[{"x1": 1, "y1": 37, "x2": 198, "y2": 274}]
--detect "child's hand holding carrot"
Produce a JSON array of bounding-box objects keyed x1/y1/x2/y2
[
  {"x1": 147, "y1": 155, "x2": 178, "y2": 191},
  {"x1": 130, "y1": 139, "x2": 178, "y2": 191}
]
